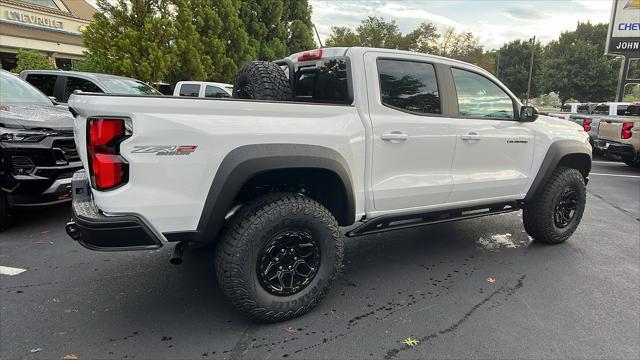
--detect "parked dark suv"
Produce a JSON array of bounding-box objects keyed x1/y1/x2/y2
[
  {"x1": 0, "y1": 70, "x2": 82, "y2": 228},
  {"x1": 19, "y1": 70, "x2": 160, "y2": 105}
]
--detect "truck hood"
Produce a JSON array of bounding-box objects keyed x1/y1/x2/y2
[
  {"x1": 0, "y1": 103, "x2": 74, "y2": 130},
  {"x1": 535, "y1": 114, "x2": 583, "y2": 131}
]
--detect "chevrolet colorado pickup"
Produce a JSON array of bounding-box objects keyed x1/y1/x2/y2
[{"x1": 65, "y1": 47, "x2": 592, "y2": 322}]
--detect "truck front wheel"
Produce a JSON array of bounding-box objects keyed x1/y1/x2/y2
[
  {"x1": 215, "y1": 193, "x2": 343, "y2": 322},
  {"x1": 523, "y1": 167, "x2": 586, "y2": 244}
]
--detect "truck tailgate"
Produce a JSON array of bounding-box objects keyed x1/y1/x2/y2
[
  {"x1": 598, "y1": 119, "x2": 623, "y2": 142},
  {"x1": 598, "y1": 116, "x2": 640, "y2": 142}
]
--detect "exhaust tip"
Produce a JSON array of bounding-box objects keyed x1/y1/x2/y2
[{"x1": 65, "y1": 221, "x2": 80, "y2": 240}]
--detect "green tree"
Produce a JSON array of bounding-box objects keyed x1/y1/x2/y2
[
  {"x1": 169, "y1": 0, "x2": 209, "y2": 84},
  {"x1": 14, "y1": 49, "x2": 54, "y2": 73},
  {"x1": 541, "y1": 22, "x2": 619, "y2": 104},
  {"x1": 496, "y1": 39, "x2": 544, "y2": 100},
  {"x1": 403, "y1": 22, "x2": 439, "y2": 54},
  {"x1": 239, "y1": 0, "x2": 287, "y2": 61},
  {"x1": 325, "y1": 26, "x2": 359, "y2": 47},
  {"x1": 284, "y1": 0, "x2": 316, "y2": 52},
  {"x1": 434, "y1": 27, "x2": 483, "y2": 63},
  {"x1": 82, "y1": 0, "x2": 175, "y2": 83},
  {"x1": 355, "y1": 16, "x2": 404, "y2": 49}
]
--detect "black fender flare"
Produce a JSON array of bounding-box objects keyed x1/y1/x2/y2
[
  {"x1": 165, "y1": 144, "x2": 355, "y2": 243},
  {"x1": 525, "y1": 140, "x2": 592, "y2": 202}
]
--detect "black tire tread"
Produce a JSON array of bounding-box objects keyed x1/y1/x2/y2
[
  {"x1": 215, "y1": 193, "x2": 342, "y2": 322},
  {"x1": 523, "y1": 167, "x2": 586, "y2": 244},
  {"x1": 232, "y1": 61, "x2": 292, "y2": 101}
]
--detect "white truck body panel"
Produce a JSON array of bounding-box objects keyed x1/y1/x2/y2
[{"x1": 71, "y1": 96, "x2": 367, "y2": 233}]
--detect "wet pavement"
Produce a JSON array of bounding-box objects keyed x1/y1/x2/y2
[{"x1": 1, "y1": 158, "x2": 639, "y2": 359}]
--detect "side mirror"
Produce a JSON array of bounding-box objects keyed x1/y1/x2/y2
[
  {"x1": 520, "y1": 105, "x2": 538, "y2": 122},
  {"x1": 48, "y1": 96, "x2": 59, "y2": 105}
]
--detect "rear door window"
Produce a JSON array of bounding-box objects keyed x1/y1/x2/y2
[
  {"x1": 205, "y1": 85, "x2": 230, "y2": 98},
  {"x1": 377, "y1": 59, "x2": 441, "y2": 115},
  {"x1": 179, "y1": 84, "x2": 200, "y2": 97},
  {"x1": 24, "y1": 74, "x2": 57, "y2": 97},
  {"x1": 63, "y1": 76, "x2": 103, "y2": 102}
]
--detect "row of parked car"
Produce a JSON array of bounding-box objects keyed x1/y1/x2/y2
[
  {"x1": 18, "y1": 70, "x2": 234, "y2": 106},
  {"x1": 0, "y1": 69, "x2": 234, "y2": 227},
  {"x1": 545, "y1": 102, "x2": 640, "y2": 168}
]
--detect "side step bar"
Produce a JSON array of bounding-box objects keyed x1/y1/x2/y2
[{"x1": 346, "y1": 202, "x2": 521, "y2": 237}]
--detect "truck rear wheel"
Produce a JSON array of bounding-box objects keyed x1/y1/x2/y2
[
  {"x1": 232, "y1": 61, "x2": 292, "y2": 101},
  {"x1": 215, "y1": 193, "x2": 343, "y2": 322},
  {"x1": 523, "y1": 167, "x2": 586, "y2": 244}
]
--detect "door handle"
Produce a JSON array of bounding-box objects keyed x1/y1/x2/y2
[
  {"x1": 381, "y1": 132, "x2": 409, "y2": 141},
  {"x1": 461, "y1": 132, "x2": 481, "y2": 141}
]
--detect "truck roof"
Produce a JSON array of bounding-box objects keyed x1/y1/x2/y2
[{"x1": 287, "y1": 47, "x2": 489, "y2": 73}]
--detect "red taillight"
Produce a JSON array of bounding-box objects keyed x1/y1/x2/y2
[
  {"x1": 297, "y1": 48, "x2": 323, "y2": 62},
  {"x1": 582, "y1": 118, "x2": 592, "y2": 132},
  {"x1": 622, "y1": 122, "x2": 633, "y2": 139},
  {"x1": 87, "y1": 118, "x2": 130, "y2": 191}
]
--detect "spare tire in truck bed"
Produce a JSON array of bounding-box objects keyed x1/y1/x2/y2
[{"x1": 232, "y1": 61, "x2": 292, "y2": 101}]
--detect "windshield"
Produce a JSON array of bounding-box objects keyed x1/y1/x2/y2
[
  {"x1": 99, "y1": 78, "x2": 161, "y2": 95},
  {"x1": 0, "y1": 71, "x2": 52, "y2": 106}
]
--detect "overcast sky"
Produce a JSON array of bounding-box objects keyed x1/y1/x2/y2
[{"x1": 309, "y1": 0, "x2": 614, "y2": 49}]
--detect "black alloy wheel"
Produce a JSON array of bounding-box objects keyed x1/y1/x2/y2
[
  {"x1": 553, "y1": 187, "x2": 578, "y2": 228},
  {"x1": 257, "y1": 229, "x2": 321, "y2": 296}
]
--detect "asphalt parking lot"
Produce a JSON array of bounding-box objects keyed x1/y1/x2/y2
[{"x1": 1, "y1": 158, "x2": 639, "y2": 360}]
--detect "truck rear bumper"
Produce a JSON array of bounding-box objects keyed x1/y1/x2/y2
[
  {"x1": 606, "y1": 142, "x2": 636, "y2": 158},
  {"x1": 65, "y1": 170, "x2": 163, "y2": 251}
]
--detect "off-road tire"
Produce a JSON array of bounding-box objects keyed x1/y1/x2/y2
[
  {"x1": 523, "y1": 167, "x2": 586, "y2": 244},
  {"x1": 0, "y1": 191, "x2": 12, "y2": 230},
  {"x1": 215, "y1": 193, "x2": 343, "y2": 322},
  {"x1": 232, "y1": 61, "x2": 292, "y2": 101}
]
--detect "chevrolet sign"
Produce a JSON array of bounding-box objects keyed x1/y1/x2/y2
[{"x1": 606, "y1": 0, "x2": 640, "y2": 55}]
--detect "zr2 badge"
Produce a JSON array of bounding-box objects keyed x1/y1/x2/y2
[{"x1": 132, "y1": 145, "x2": 198, "y2": 156}]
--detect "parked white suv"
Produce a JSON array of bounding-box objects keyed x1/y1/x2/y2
[
  {"x1": 65, "y1": 47, "x2": 591, "y2": 322},
  {"x1": 173, "y1": 81, "x2": 233, "y2": 98}
]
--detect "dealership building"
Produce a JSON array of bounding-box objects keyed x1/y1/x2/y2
[{"x1": 0, "y1": 0, "x2": 95, "y2": 70}]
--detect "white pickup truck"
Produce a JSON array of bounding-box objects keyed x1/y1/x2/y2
[{"x1": 65, "y1": 47, "x2": 592, "y2": 322}]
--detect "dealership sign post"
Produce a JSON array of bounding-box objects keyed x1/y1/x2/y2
[{"x1": 606, "y1": 0, "x2": 640, "y2": 101}]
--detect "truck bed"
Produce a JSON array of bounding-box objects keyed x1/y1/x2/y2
[{"x1": 68, "y1": 93, "x2": 367, "y2": 233}]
